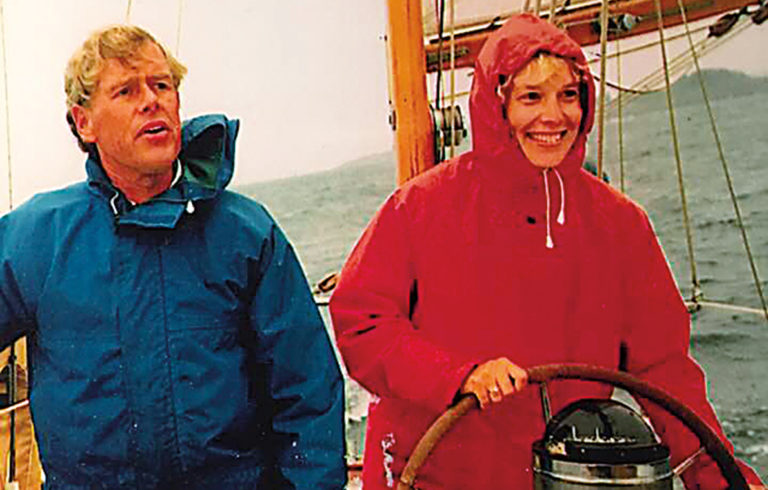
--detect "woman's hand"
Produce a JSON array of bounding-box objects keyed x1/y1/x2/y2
[{"x1": 460, "y1": 357, "x2": 528, "y2": 409}]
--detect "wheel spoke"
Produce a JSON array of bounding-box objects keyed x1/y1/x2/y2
[
  {"x1": 538, "y1": 382, "x2": 552, "y2": 423},
  {"x1": 674, "y1": 447, "x2": 706, "y2": 476}
]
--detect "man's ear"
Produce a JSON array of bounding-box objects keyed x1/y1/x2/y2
[{"x1": 70, "y1": 105, "x2": 96, "y2": 143}]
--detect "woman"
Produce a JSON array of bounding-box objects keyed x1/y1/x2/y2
[{"x1": 330, "y1": 14, "x2": 763, "y2": 489}]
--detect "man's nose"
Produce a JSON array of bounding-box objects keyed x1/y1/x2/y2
[{"x1": 139, "y1": 83, "x2": 159, "y2": 112}]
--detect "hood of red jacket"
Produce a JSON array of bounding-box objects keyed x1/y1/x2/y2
[{"x1": 469, "y1": 14, "x2": 596, "y2": 181}]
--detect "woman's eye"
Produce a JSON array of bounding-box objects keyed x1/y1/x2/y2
[
  {"x1": 520, "y1": 92, "x2": 541, "y2": 102},
  {"x1": 562, "y1": 89, "x2": 580, "y2": 100}
]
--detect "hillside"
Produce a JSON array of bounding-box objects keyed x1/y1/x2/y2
[{"x1": 616, "y1": 68, "x2": 768, "y2": 114}]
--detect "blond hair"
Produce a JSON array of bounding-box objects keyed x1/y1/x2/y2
[
  {"x1": 499, "y1": 53, "x2": 581, "y2": 100},
  {"x1": 64, "y1": 25, "x2": 187, "y2": 152}
]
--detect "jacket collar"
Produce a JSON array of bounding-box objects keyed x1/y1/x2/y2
[{"x1": 86, "y1": 114, "x2": 240, "y2": 229}]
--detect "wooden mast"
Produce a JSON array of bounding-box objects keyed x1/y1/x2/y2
[{"x1": 386, "y1": 0, "x2": 436, "y2": 185}]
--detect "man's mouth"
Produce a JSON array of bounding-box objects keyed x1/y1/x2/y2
[
  {"x1": 139, "y1": 122, "x2": 170, "y2": 137},
  {"x1": 527, "y1": 130, "x2": 568, "y2": 145}
]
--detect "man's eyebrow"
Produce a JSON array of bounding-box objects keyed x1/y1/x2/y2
[
  {"x1": 104, "y1": 76, "x2": 136, "y2": 93},
  {"x1": 103, "y1": 72, "x2": 173, "y2": 92}
]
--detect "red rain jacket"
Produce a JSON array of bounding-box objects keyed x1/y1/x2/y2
[{"x1": 331, "y1": 14, "x2": 761, "y2": 489}]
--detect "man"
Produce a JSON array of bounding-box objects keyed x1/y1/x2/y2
[{"x1": 0, "y1": 25, "x2": 346, "y2": 489}]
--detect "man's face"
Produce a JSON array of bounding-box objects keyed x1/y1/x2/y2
[
  {"x1": 73, "y1": 42, "x2": 181, "y2": 178},
  {"x1": 504, "y1": 57, "x2": 583, "y2": 168}
]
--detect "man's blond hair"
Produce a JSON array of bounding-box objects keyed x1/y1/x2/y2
[{"x1": 64, "y1": 25, "x2": 187, "y2": 152}]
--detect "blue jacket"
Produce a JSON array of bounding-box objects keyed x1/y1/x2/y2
[{"x1": 0, "y1": 115, "x2": 346, "y2": 489}]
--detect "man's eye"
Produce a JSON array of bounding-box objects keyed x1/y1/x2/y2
[
  {"x1": 156, "y1": 81, "x2": 171, "y2": 90},
  {"x1": 116, "y1": 87, "x2": 130, "y2": 97}
]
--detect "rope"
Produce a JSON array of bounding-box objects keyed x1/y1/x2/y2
[
  {"x1": 591, "y1": 74, "x2": 664, "y2": 94},
  {"x1": 598, "y1": 25, "x2": 709, "y2": 61},
  {"x1": 610, "y1": 21, "x2": 751, "y2": 109},
  {"x1": 0, "y1": 401, "x2": 27, "y2": 419},
  {"x1": 175, "y1": 0, "x2": 184, "y2": 57},
  {"x1": 615, "y1": 38, "x2": 626, "y2": 193},
  {"x1": 653, "y1": 0, "x2": 701, "y2": 302},
  {"x1": 687, "y1": 300, "x2": 768, "y2": 317},
  {"x1": 430, "y1": 89, "x2": 469, "y2": 104},
  {"x1": 674, "y1": 0, "x2": 768, "y2": 321},
  {"x1": 595, "y1": 0, "x2": 610, "y2": 180},
  {"x1": 449, "y1": 0, "x2": 456, "y2": 159},
  {"x1": 125, "y1": 0, "x2": 133, "y2": 23},
  {"x1": 549, "y1": 0, "x2": 558, "y2": 24}
]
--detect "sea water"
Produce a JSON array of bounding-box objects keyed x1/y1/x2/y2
[{"x1": 241, "y1": 90, "x2": 768, "y2": 480}]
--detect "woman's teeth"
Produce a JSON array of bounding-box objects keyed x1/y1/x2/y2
[{"x1": 528, "y1": 131, "x2": 565, "y2": 144}]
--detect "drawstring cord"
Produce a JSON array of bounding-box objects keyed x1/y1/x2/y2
[
  {"x1": 109, "y1": 191, "x2": 120, "y2": 216},
  {"x1": 543, "y1": 169, "x2": 554, "y2": 249},
  {"x1": 542, "y1": 168, "x2": 566, "y2": 249},
  {"x1": 555, "y1": 169, "x2": 565, "y2": 225}
]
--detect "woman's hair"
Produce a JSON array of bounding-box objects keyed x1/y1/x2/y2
[
  {"x1": 497, "y1": 52, "x2": 589, "y2": 130},
  {"x1": 64, "y1": 25, "x2": 187, "y2": 152}
]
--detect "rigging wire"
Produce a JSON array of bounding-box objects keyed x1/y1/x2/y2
[
  {"x1": 0, "y1": 0, "x2": 11, "y2": 212},
  {"x1": 591, "y1": 75, "x2": 663, "y2": 94},
  {"x1": 585, "y1": 20, "x2": 750, "y2": 106},
  {"x1": 0, "y1": 1, "x2": 19, "y2": 486},
  {"x1": 675, "y1": 0, "x2": 768, "y2": 321},
  {"x1": 615, "y1": 38, "x2": 626, "y2": 193},
  {"x1": 653, "y1": 0, "x2": 702, "y2": 303},
  {"x1": 620, "y1": 21, "x2": 751, "y2": 98},
  {"x1": 549, "y1": 0, "x2": 559, "y2": 23},
  {"x1": 435, "y1": 0, "x2": 445, "y2": 111},
  {"x1": 598, "y1": 25, "x2": 709, "y2": 61},
  {"x1": 595, "y1": 0, "x2": 610, "y2": 179},
  {"x1": 610, "y1": 20, "x2": 751, "y2": 107},
  {"x1": 176, "y1": 0, "x2": 184, "y2": 57},
  {"x1": 449, "y1": 0, "x2": 457, "y2": 158},
  {"x1": 432, "y1": 0, "x2": 461, "y2": 161}
]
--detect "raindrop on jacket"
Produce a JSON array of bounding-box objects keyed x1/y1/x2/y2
[{"x1": 0, "y1": 114, "x2": 346, "y2": 489}]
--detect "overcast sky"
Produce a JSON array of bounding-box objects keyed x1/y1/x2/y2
[{"x1": 0, "y1": 0, "x2": 765, "y2": 210}]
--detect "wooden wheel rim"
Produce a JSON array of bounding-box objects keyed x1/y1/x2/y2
[{"x1": 396, "y1": 363, "x2": 748, "y2": 490}]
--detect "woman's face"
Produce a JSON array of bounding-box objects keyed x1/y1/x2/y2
[{"x1": 504, "y1": 56, "x2": 583, "y2": 168}]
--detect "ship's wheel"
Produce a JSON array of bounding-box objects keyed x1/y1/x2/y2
[{"x1": 396, "y1": 364, "x2": 748, "y2": 490}]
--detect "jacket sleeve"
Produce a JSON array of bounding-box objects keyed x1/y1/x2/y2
[
  {"x1": 329, "y1": 193, "x2": 479, "y2": 413},
  {"x1": 249, "y1": 222, "x2": 347, "y2": 490},
  {"x1": 0, "y1": 217, "x2": 33, "y2": 348},
  {"x1": 622, "y1": 209, "x2": 763, "y2": 489}
]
